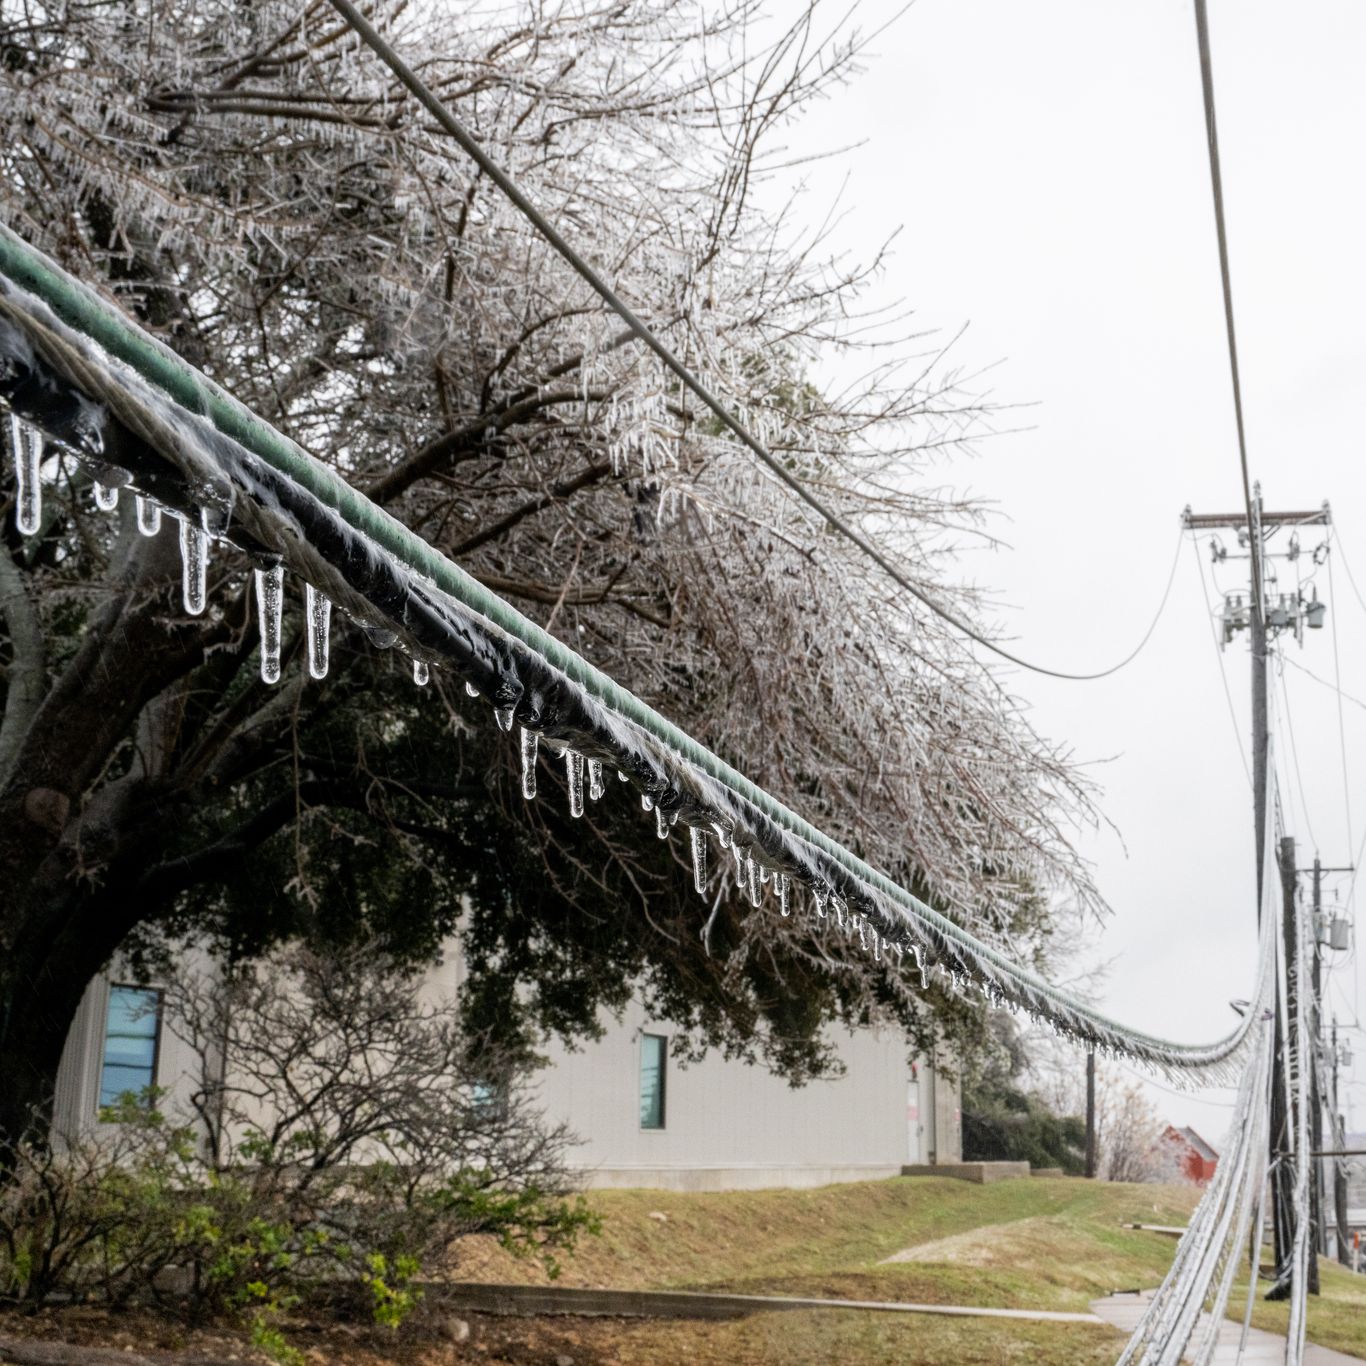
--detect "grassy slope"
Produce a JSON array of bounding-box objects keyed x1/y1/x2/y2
[
  {"x1": 467, "y1": 1176, "x2": 1366, "y2": 1363},
  {"x1": 474, "y1": 1177, "x2": 1198, "y2": 1310}
]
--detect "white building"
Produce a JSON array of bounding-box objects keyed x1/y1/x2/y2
[{"x1": 52, "y1": 941, "x2": 961, "y2": 1192}]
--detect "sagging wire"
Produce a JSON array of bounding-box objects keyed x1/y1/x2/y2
[{"x1": 324, "y1": 0, "x2": 1188, "y2": 685}]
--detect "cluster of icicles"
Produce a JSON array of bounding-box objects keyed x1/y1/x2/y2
[{"x1": 1, "y1": 412, "x2": 1244, "y2": 1075}]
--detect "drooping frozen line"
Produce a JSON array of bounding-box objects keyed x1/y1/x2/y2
[
  {"x1": 254, "y1": 565, "x2": 284, "y2": 684},
  {"x1": 304, "y1": 583, "x2": 331, "y2": 680},
  {"x1": 0, "y1": 219, "x2": 1268, "y2": 1079},
  {"x1": 8, "y1": 410, "x2": 41, "y2": 534}
]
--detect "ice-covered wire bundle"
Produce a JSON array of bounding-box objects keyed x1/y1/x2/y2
[
  {"x1": 1116, "y1": 820, "x2": 1280, "y2": 1365},
  {"x1": 0, "y1": 220, "x2": 1265, "y2": 1078}
]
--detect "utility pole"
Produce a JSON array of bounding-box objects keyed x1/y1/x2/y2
[
  {"x1": 1297, "y1": 858, "x2": 1352, "y2": 1262},
  {"x1": 1086, "y1": 1047, "x2": 1097, "y2": 1179},
  {"x1": 1332, "y1": 1022, "x2": 1352, "y2": 1266},
  {"x1": 1182, "y1": 496, "x2": 1331, "y2": 1302}
]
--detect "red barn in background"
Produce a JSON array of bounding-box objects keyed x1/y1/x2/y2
[{"x1": 1162, "y1": 1125, "x2": 1219, "y2": 1185}]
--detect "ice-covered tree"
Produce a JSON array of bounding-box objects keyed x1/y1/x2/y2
[{"x1": 0, "y1": 0, "x2": 1098, "y2": 1149}]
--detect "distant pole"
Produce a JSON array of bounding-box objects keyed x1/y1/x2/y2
[
  {"x1": 1334, "y1": 1022, "x2": 1351, "y2": 1267},
  {"x1": 1086, "y1": 1048, "x2": 1097, "y2": 1179},
  {"x1": 1311, "y1": 859, "x2": 1326, "y2": 1259},
  {"x1": 1267, "y1": 835, "x2": 1295, "y2": 1296},
  {"x1": 1251, "y1": 492, "x2": 1268, "y2": 912}
]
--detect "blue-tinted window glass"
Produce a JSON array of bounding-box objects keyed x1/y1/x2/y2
[
  {"x1": 639, "y1": 1034, "x2": 666, "y2": 1130},
  {"x1": 99, "y1": 986, "x2": 160, "y2": 1109}
]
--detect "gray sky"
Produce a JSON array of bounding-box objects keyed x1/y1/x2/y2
[{"x1": 782, "y1": 0, "x2": 1366, "y2": 1138}]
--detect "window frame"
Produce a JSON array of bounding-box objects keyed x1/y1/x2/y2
[
  {"x1": 639, "y1": 1032, "x2": 667, "y2": 1132},
  {"x1": 97, "y1": 982, "x2": 164, "y2": 1113}
]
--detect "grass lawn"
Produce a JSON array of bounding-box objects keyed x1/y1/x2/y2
[
  {"x1": 469, "y1": 1175, "x2": 1200, "y2": 1310},
  {"x1": 463, "y1": 1175, "x2": 1366, "y2": 1362}
]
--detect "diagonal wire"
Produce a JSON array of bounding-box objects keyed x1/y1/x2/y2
[
  {"x1": 1192, "y1": 0, "x2": 1263, "y2": 619},
  {"x1": 325, "y1": 0, "x2": 1185, "y2": 684}
]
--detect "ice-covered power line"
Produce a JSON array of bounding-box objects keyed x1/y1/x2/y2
[
  {"x1": 321, "y1": 0, "x2": 1186, "y2": 685},
  {"x1": 0, "y1": 222, "x2": 1265, "y2": 1078},
  {"x1": 1190, "y1": 0, "x2": 1263, "y2": 619}
]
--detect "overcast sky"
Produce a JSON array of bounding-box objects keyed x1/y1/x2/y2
[{"x1": 778, "y1": 0, "x2": 1366, "y2": 1138}]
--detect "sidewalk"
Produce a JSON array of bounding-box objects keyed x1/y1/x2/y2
[{"x1": 1090, "y1": 1291, "x2": 1363, "y2": 1364}]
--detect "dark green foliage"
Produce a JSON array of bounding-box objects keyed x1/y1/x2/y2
[{"x1": 961, "y1": 1013, "x2": 1086, "y2": 1173}]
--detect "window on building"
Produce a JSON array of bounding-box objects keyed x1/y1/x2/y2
[
  {"x1": 469, "y1": 1079, "x2": 510, "y2": 1124},
  {"x1": 639, "y1": 1033, "x2": 667, "y2": 1130},
  {"x1": 99, "y1": 985, "x2": 162, "y2": 1109}
]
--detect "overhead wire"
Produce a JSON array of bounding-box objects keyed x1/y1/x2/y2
[
  {"x1": 324, "y1": 0, "x2": 1184, "y2": 685},
  {"x1": 1192, "y1": 0, "x2": 1263, "y2": 619}
]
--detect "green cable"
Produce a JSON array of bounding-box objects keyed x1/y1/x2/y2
[{"x1": 0, "y1": 222, "x2": 1249, "y2": 1064}]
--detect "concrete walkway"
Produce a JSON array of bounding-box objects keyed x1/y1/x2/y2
[
  {"x1": 1090, "y1": 1291, "x2": 1363, "y2": 1364},
  {"x1": 445, "y1": 1280, "x2": 1104, "y2": 1323}
]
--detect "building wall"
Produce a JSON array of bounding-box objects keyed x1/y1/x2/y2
[
  {"x1": 528, "y1": 995, "x2": 959, "y2": 1191},
  {"x1": 54, "y1": 939, "x2": 962, "y2": 1190}
]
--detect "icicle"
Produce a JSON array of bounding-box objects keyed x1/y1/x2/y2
[
  {"x1": 715, "y1": 825, "x2": 732, "y2": 850},
  {"x1": 412, "y1": 659, "x2": 429, "y2": 686},
  {"x1": 565, "y1": 749, "x2": 584, "y2": 817},
  {"x1": 494, "y1": 704, "x2": 516, "y2": 732},
  {"x1": 777, "y1": 874, "x2": 791, "y2": 917},
  {"x1": 8, "y1": 413, "x2": 41, "y2": 535},
  {"x1": 179, "y1": 518, "x2": 208, "y2": 615},
  {"x1": 363, "y1": 622, "x2": 398, "y2": 649},
  {"x1": 253, "y1": 565, "x2": 284, "y2": 685},
  {"x1": 655, "y1": 806, "x2": 669, "y2": 839},
  {"x1": 520, "y1": 727, "x2": 538, "y2": 799},
  {"x1": 616, "y1": 769, "x2": 630, "y2": 783},
  {"x1": 93, "y1": 482, "x2": 118, "y2": 511},
  {"x1": 813, "y1": 885, "x2": 829, "y2": 918},
  {"x1": 464, "y1": 681, "x2": 480, "y2": 698},
  {"x1": 758, "y1": 864, "x2": 770, "y2": 886},
  {"x1": 690, "y1": 827, "x2": 707, "y2": 894},
  {"x1": 745, "y1": 853, "x2": 762, "y2": 908},
  {"x1": 587, "y1": 759, "x2": 605, "y2": 801},
  {"x1": 135, "y1": 495, "x2": 161, "y2": 537},
  {"x1": 641, "y1": 791, "x2": 654, "y2": 812},
  {"x1": 305, "y1": 584, "x2": 331, "y2": 680}
]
